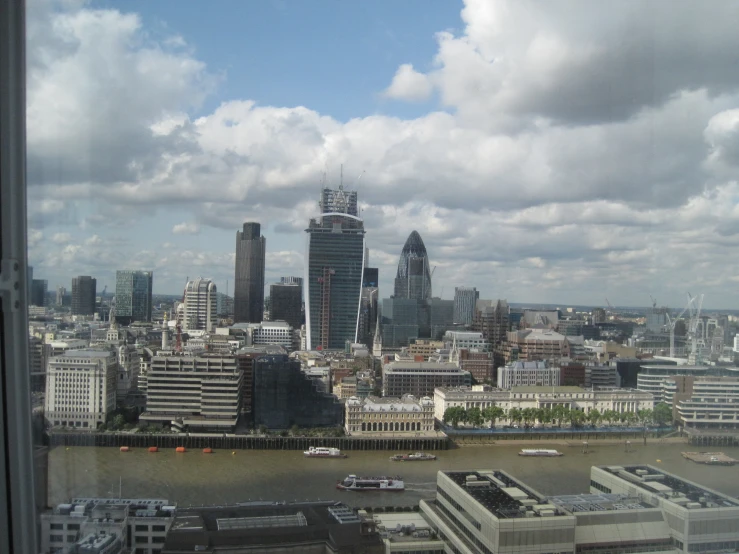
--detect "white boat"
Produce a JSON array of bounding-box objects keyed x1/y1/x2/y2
[
  {"x1": 304, "y1": 446, "x2": 347, "y2": 458},
  {"x1": 518, "y1": 449, "x2": 563, "y2": 457},
  {"x1": 336, "y1": 475, "x2": 404, "y2": 492}
]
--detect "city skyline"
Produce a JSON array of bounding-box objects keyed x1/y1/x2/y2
[{"x1": 24, "y1": 0, "x2": 739, "y2": 308}]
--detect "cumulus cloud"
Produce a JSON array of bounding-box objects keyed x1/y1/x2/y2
[
  {"x1": 383, "y1": 64, "x2": 433, "y2": 101},
  {"x1": 24, "y1": 0, "x2": 739, "y2": 306}
]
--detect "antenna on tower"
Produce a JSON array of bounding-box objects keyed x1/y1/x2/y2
[{"x1": 340, "y1": 164, "x2": 343, "y2": 190}]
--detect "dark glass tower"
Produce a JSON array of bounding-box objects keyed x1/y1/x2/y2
[
  {"x1": 115, "y1": 270, "x2": 153, "y2": 324},
  {"x1": 270, "y1": 282, "x2": 303, "y2": 329},
  {"x1": 305, "y1": 186, "x2": 365, "y2": 350},
  {"x1": 394, "y1": 231, "x2": 432, "y2": 301},
  {"x1": 234, "y1": 222, "x2": 266, "y2": 323},
  {"x1": 71, "y1": 275, "x2": 96, "y2": 315}
]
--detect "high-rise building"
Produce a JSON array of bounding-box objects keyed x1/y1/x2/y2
[
  {"x1": 305, "y1": 186, "x2": 365, "y2": 350},
  {"x1": 280, "y1": 276, "x2": 303, "y2": 288},
  {"x1": 270, "y1": 282, "x2": 302, "y2": 329},
  {"x1": 472, "y1": 299, "x2": 510, "y2": 367},
  {"x1": 71, "y1": 275, "x2": 96, "y2": 315},
  {"x1": 183, "y1": 277, "x2": 217, "y2": 331},
  {"x1": 453, "y1": 286, "x2": 479, "y2": 325},
  {"x1": 30, "y1": 278, "x2": 48, "y2": 306},
  {"x1": 394, "y1": 231, "x2": 431, "y2": 301},
  {"x1": 357, "y1": 267, "x2": 378, "y2": 346},
  {"x1": 234, "y1": 222, "x2": 266, "y2": 323},
  {"x1": 115, "y1": 270, "x2": 153, "y2": 325},
  {"x1": 429, "y1": 297, "x2": 454, "y2": 338},
  {"x1": 55, "y1": 286, "x2": 66, "y2": 306}
]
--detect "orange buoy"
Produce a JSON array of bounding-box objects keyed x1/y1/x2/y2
[
  {"x1": 119, "y1": 446, "x2": 130, "y2": 452},
  {"x1": 175, "y1": 446, "x2": 186, "y2": 453},
  {"x1": 203, "y1": 447, "x2": 213, "y2": 454},
  {"x1": 148, "y1": 446, "x2": 158, "y2": 453}
]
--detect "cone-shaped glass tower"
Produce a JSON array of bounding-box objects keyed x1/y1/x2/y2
[{"x1": 394, "y1": 230, "x2": 432, "y2": 301}]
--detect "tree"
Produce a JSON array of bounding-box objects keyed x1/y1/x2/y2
[
  {"x1": 466, "y1": 407, "x2": 483, "y2": 428},
  {"x1": 258, "y1": 424, "x2": 267, "y2": 435},
  {"x1": 653, "y1": 403, "x2": 672, "y2": 426},
  {"x1": 637, "y1": 409, "x2": 653, "y2": 426},
  {"x1": 112, "y1": 414, "x2": 126, "y2": 430},
  {"x1": 290, "y1": 424, "x2": 300, "y2": 436},
  {"x1": 588, "y1": 409, "x2": 601, "y2": 427},
  {"x1": 482, "y1": 405, "x2": 506, "y2": 428},
  {"x1": 521, "y1": 408, "x2": 537, "y2": 426},
  {"x1": 508, "y1": 408, "x2": 523, "y2": 426},
  {"x1": 443, "y1": 406, "x2": 466, "y2": 428},
  {"x1": 539, "y1": 406, "x2": 553, "y2": 426},
  {"x1": 569, "y1": 409, "x2": 585, "y2": 428}
]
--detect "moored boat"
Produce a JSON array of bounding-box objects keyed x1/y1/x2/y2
[
  {"x1": 336, "y1": 475, "x2": 404, "y2": 492},
  {"x1": 203, "y1": 447, "x2": 213, "y2": 454},
  {"x1": 148, "y1": 447, "x2": 158, "y2": 453},
  {"x1": 518, "y1": 449, "x2": 563, "y2": 457},
  {"x1": 390, "y1": 452, "x2": 436, "y2": 462},
  {"x1": 304, "y1": 446, "x2": 347, "y2": 458},
  {"x1": 175, "y1": 446, "x2": 186, "y2": 453},
  {"x1": 119, "y1": 446, "x2": 130, "y2": 452}
]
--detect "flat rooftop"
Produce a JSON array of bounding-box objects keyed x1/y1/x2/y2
[
  {"x1": 599, "y1": 465, "x2": 739, "y2": 508},
  {"x1": 444, "y1": 470, "x2": 567, "y2": 519},
  {"x1": 511, "y1": 386, "x2": 585, "y2": 393},
  {"x1": 550, "y1": 493, "x2": 655, "y2": 512}
]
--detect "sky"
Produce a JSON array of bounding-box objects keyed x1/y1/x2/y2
[{"x1": 26, "y1": 0, "x2": 739, "y2": 310}]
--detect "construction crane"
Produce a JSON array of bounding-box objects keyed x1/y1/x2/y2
[
  {"x1": 665, "y1": 297, "x2": 693, "y2": 357},
  {"x1": 687, "y1": 293, "x2": 705, "y2": 363},
  {"x1": 649, "y1": 295, "x2": 657, "y2": 309}
]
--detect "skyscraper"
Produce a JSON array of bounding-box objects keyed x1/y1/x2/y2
[
  {"x1": 454, "y1": 286, "x2": 479, "y2": 325},
  {"x1": 305, "y1": 185, "x2": 365, "y2": 350},
  {"x1": 183, "y1": 277, "x2": 217, "y2": 331},
  {"x1": 270, "y1": 282, "x2": 302, "y2": 329},
  {"x1": 394, "y1": 231, "x2": 432, "y2": 301},
  {"x1": 71, "y1": 275, "x2": 96, "y2": 315},
  {"x1": 115, "y1": 270, "x2": 153, "y2": 325},
  {"x1": 55, "y1": 286, "x2": 66, "y2": 306},
  {"x1": 234, "y1": 222, "x2": 266, "y2": 323},
  {"x1": 357, "y1": 267, "x2": 378, "y2": 346},
  {"x1": 30, "y1": 278, "x2": 48, "y2": 307}
]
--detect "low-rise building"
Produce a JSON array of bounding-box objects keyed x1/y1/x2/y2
[
  {"x1": 409, "y1": 339, "x2": 444, "y2": 360},
  {"x1": 45, "y1": 350, "x2": 118, "y2": 429},
  {"x1": 41, "y1": 496, "x2": 175, "y2": 554},
  {"x1": 503, "y1": 328, "x2": 571, "y2": 364},
  {"x1": 497, "y1": 360, "x2": 560, "y2": 389},
  {"x1": 443, "y1": 330, "x2": 489, "y2": 351},
  {"x1": 585, "y1": 363, "x2": 620, "y2": 389},
  {"x1": 382, "y1": 361, "x2": 471, "y2": 397},
  {"x1": 345, "y1": 394, "x2": 435, "y2": 435},
  {"x1": 139, "y1": 354, "x2": 243, "y2": 432},
  {"x1": 458, "y1": 349, "x2": 495, "y2": 383},
  {"x1": 371, "y1": 512, "x2": 446, "y2": 554}
]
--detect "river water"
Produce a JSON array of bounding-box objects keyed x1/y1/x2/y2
[{"x1": 49, "y1": 442, "x2": 739, "y2": 508}]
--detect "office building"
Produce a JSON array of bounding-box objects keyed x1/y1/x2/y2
[
  {"x1": 497, "y1": 361, "x2": 560, "y2": 389},
  {"x1": 45, "y1": 350, "x2": 118, "y2": 429},
  {"x1": 382, "y1": 361, "x2": 471, "y2": 397},
  {"x1": 560, "y1": 362, "x2": 587, "y2": 387},
  {"x1": 457, "y1": 349, "x2": 495, "y2": 383},
  {"x1": 71, "y1": 275, "x2": 96, "y2": 315},
  {"x1": 590, "y1": 464, "x2": 739, "y2": 553},
  {"x1": 30, "y1": 278, "x2": 48, "y2": 306},
  {"x1": 229, "y1": 321, "x2": 294, "y2": 349},
  {"x1": 394, "y1": 230, "x2": 432, "y2": 301},
  {"x1": 345, "y1": 394, "x2": 435, "y2": 435},
  {"x1": 55, "y1": 285, "x2": 66, "y2": 306},
  {"x1": 269, "y1": 281, "x2": 302, "y2": 329},
  {"x1": 305, "y1": 186, "x2": 365, "y2": 350},
  {"x1": 434, "y1": 386, "x2": 654, "y2": 425},
  {"x1": 139, "y1": 354, "x2": 243, "y2": 431},
  {"x1": 646, "y1": 307, "x2": 669, "y2": 332},
  {"x1": 585, "y1": 364, "x2": 621, "y2": 389},
  {"x1": 453, "y1": 286, "x2": 479, "y2": 325},
  {"x1": 472, "y1": 299, "x2": 509, "y2": 367},
  {"x1": 29, "y1": 336, "x2": 49, "y2": 392},
  {"x1": 252, "y1": 354, "x2": 343, "y2": 429},
  {"x1": 235, "y1": 344, "x2": 287, "y2": 417},
  {"x1": 162, "y1": 501, "x2": 383, "y2": 553},
  {"x1": 429, "y1": 297, "x2": 455, "y2": 338},
  {"x1": 234, "y1": 222, "x2": 266, "y2": 323},
  {"x1": 41, "y1": 497, "x2": 175, "y2": 554},
  {"x1": 183, "y1": 277, "x2": 217, "y2": 331},
  {"x1": 357, "y1": 266, "x2": 379, "y2": 346},
  {"x1": 409, "y1": 339, "x2": 444, "y2": 360},
  {"x1": 215, "y1": 292, "x2": 234, "y2": 316},
  {"x1": 444, "y1": 330, "x2": 488, "y2": 351},
  {"x1": 503, "y1": 328, "x2": 571, "y2": 364},
  {"x1": 381, "y1": 296, "x2": 420, "y2": 347},
  {"x1": 522, "y1": 309, "x2": 560, "y2": 328},
  {"x1": 115, "y1": 270, "x2": 153, "y2": 324}
]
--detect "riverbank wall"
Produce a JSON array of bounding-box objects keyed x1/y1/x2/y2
[
  {"x1": 448, "y1": 429, "x2": 675, "y2": 445},
  {"x1": 47, "y1": 432, "x2": 450, "y2": 451}
]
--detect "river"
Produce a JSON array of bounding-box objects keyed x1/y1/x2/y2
[{"x1": 48, "y1": 441, "x2": 739, "y2": 508}]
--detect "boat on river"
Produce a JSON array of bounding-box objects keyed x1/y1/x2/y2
[
  {"x1": 518, "y1": 449, "x2": 563, "y2": 457},
  {"x1": 336, "y1": 475, "x2": 404, "y2": 492},
  {"x1": 304, "y1": 446, "x2": 347, "y2": 458},
  {"x1": 389, "y1": 452, "x2": 436, "y2": 462}
]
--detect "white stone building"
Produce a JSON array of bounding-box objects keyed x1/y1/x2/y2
[
  {"x1": 45, "y1": 350, "x2": 118, "y2": 429},
  {"x1": 345, "y1": 394, "x2": 435, "y2": 435},
  {"x1": 183, "y1": 277, "x2": 218, "y2": 332},
  {"x1": 443, "y1": 330, "x2": 489, "y2": 351}
]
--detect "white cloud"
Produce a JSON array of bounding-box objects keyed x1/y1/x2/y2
[
  {"x1": 383, "y1": 64, "x2": 433, "y2": 101},
  {"x1": 172, "y1": 222, "x2": 201, "y2": 235},
  {"x1": 51, "y1": 232, "x2": 72, "y2": 244}
]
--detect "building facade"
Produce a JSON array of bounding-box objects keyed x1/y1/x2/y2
[
  {"x1": 472, "y1": 299, "x2": 510, "y2": 368},
  {"x1": 115, "y1": 270, "x2": 153, "y2": 325},
  {"x1": 234, "y1": 222, "x2": 266, "y2": 323},
  {"x1": 453, "y1": 286, "x2": 479, "y2": 325},
  {"x1": 444, "y1": 330, "x2": 488, "y2": 351},
  {"x1": 344, "y1": 395, "x2": 435, "y2": 435},
  {"x1": 382, "y1": 361, "x2": 471, "y2": 397},
  {"x1": 45, "y1": 350, "x2": 118, "y2": 429},
  {"x1": 183, "y1": 277, "x2": 217, "y2": 331},
  {"x1": 71, "y1": 275, "x2": 96, "y2": 315},
  {"x1": 269, "y1": 281, "x2": 302, "y2": 330},
  {"x1": 305, "y1": 186, "x2": 365, "y2": 350},
  {"x1": 139, "y1": 354, "x2": 242, "y2": 431},
  {"x1": 497, "y1": 361, "x2": 560, "y2": 389},
  {"x1": 503, "y1": 328, "x2": 571, "y2": 364}
]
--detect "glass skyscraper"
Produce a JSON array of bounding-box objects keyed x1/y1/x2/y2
[
  {"x1": 71, "y1": 275, "x2": 96, "y2": 315},
  {"x1": 305, "y1": 185, "x2": 365, "y2": 350},
  {"x1": 234, "y1": 222, "x2": 266, "y2": 323},
  {"x1": 394, "y1": 230, "x2": 432, "y2": 301},
  {"x1": 115, "y1": 270, "x2": 153, "y2": 325}
]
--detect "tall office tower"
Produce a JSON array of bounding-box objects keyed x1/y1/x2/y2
[
  {"x1": 472, "y1": 299, "x2": 510, "y2": 368},
  {"x1": 183, "y1": 278, "x2": 217, "y2": 331},
  {"x1": 305, "y1": 185, "x2": 365, "y2": 350},
  {"x1": 115, "y1": 270, "x2": 153, "y2": 325},
  {"x1": 71, "y1": 276, "x2": 96, "y2": 315},
  {"x1": 357, "y1": 267, "x2": 378, "y2": 346},
  {"x1": 234, "y1": 222, "x2": 266, "y2": 323},
  {"x1": 30, "y1": 278, "x2": 47, "y2": 306},
  {"x1": 280, "y1": 276, "x2": 304, "y2": 288},
  {"x1": 394, "y1": 231, "x2": 432, "y2": 301},
  {"x1": 55, "y1": 286, "x2": 66, "y2": 306},
  {"x1": 454, "y1": 287, "x2": 479, "y2": 325},
  {"x1": 270, "y1": 282, "x2": 302, "y2": 329}
]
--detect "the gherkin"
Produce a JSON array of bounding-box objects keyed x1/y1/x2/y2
[{"x1": 394, "y1": 230, "x2": 432, "y2": 301}]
